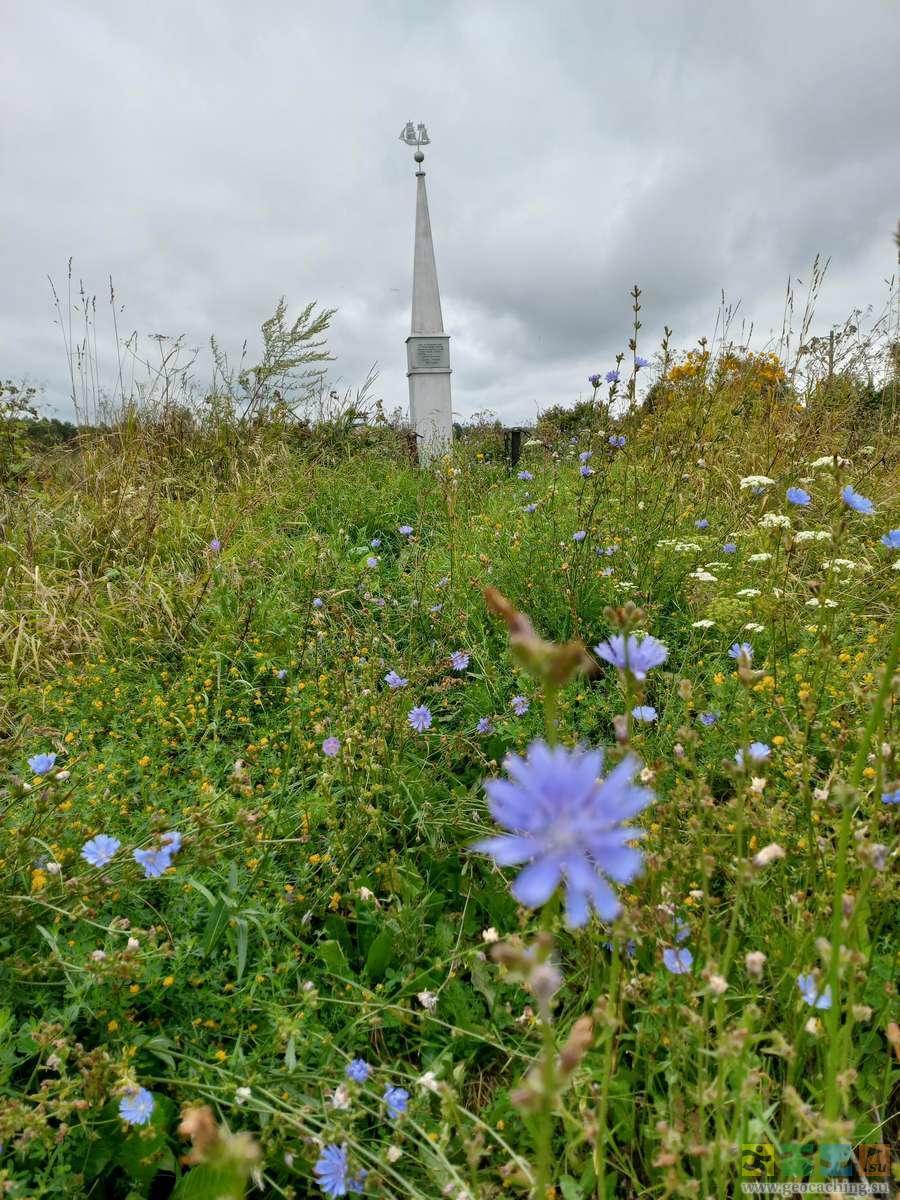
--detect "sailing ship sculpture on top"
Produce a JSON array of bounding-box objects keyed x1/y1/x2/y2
[{"x1": 398, "y1": 121, "x2": 452, "y2": 463}]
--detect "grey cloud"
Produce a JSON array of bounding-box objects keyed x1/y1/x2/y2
[{"x1": 2, "y1": 0, "x2": 897, "y2": 424}]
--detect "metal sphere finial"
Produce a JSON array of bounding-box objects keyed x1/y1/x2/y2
[{"x1": 399, "y1": 121, "x2": 431, "y2": 168}]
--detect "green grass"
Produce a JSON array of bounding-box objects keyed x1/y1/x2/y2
[{"x1": 0, "y1": 358, "x2": 898, "y2": 1199}]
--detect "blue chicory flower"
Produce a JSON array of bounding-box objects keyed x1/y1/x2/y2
[
  {"x1": 81, "y1": 835, "x2": 121, "y2": 868},
  {"x1": 699, "y1": 712, "x2": 718, "y2": 727},
  {"x1": 572, "y1": 530, "x2": 587, "y2": 543},
  {"x1": 322, "y1": 737, "x2": 341, "y2": 757},
  {"x1": 28, "y1": 753, "x2": 57, "y2": 776},
  {"x1": 517, "y1": 471, "x2": 533, "y2": 481},
  {"x1": 133, "y1": 848, "x2": 175, "y2": 879},
  {"x1": 841, "y1": 485, "x2": 874, "y2": 514},
  {"x1": 473, "y1": 739, "x2": 653, "y2": 927},
  {"x1": 722, "y1": 542, "x2": 737, "y2": 554},
  {"x1": 594, "y1": 633, "x2": 668, "y2": 681},
  {"x1": 511, "y1": 695, "x2": 530, "y2": 716},
  {"x1": 408, "y1": 705, "x2": 432, "y2": 733},
  {"x1": 695, "y1": 518, "x2": 709, "y2": 530},
  {"x1": 728, "y1": 641, "x2": 753, "y2": 661},
  {"x1": 634, "y1": 355, "x2": 650, "y2": 369},
  {"x1": 384, "y1": 670, "x2": 408, "y2": 689},
  {"x1": 662, "y1": 947, "x2": 693, "y2": 975},
  {"x1": 735, "y1": 742, "x2": 771, "y2": 767},
  {"x1": 450, "y1": 650, "x2": 470, "y2": 671},
  {"x1": 314, "y1": 1143, "x2": 366, "y2": 1197},
  {"x1": 345, "y1": 1058, "x2": 370, "y2": 1084},
  {"x1": 119, "y1": 1087, "x2": 155, "y2": 1125},
  {"x1": 383, "y1": 1085, "x2": 409, "y2": 1119},
  {"x1": 631, "y1": 705, "x2": 657, "y2": 723},
  {"x1": 881, "y1": 529, "x2": 900, "y2": 549},
  {"x1": 605, "y1": 370, "x2": 620, "y2": 384},
  {"x1": 786, "y1": 486, "x2": 811, "y2": 506},
  {"x1": 797, "y1": 973, "x2": 832, "y2": 1009},
  {"x1": 476, "y1": 716, "x2": 493, "y2": 734}
]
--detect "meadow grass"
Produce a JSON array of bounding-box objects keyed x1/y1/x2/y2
[{"x1": 0, "y1": 343, "x2": 897, "y2": 1199}]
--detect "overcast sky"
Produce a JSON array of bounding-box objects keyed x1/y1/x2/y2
[{"x1": 3, "y1": 0, "x2": 898, "y2": 424}]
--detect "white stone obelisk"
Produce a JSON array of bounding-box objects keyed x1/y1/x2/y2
[{"x1": 400, "y1": 121, "x2": 452, "y2": 462}]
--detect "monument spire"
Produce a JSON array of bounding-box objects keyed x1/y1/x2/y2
[{"x1": 399, "y1": 121, "x2": 452, "y2": 462}]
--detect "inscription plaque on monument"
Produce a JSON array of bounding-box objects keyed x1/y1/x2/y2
[{"x1": 414, "y1": 340, "x2": 449, "y2": 369}]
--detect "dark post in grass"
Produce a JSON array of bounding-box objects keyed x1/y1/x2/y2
[{"x1": 504, "y1": 427, "x2": 527, "y2": 470}]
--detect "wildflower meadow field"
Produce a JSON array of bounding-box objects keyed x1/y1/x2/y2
[{"x1": 1, "y1": 297, "x2": 898, "y2": 1199}]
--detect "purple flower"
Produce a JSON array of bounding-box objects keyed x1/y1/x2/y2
[
  {"x1": 572, "y1": 530, "x2": 587, "y2": 543},
  {"x1": 370, "y1": 538, "x2": 382, "y2": 548},
  {"x1": 695, "y1": 518, "x2": 709, "y2": 530},
  {"x1": 450, "y1": 650, "x2": 470, "y2": 671},
  {"x1": 383, "y1": 1085, "x2": 409, "y2": 1119},
  {"x1": 605, "y1": 370, "x2": 620, "y2": 384},
  {"x1": 365, "y1": 556, "x2": 379, "y2": 569},
  {"x1": 594, "y1": 633, "x2": 668, "y2": 681},
  {"x1": 722, "y1": 542, "x2": 737, "y2": 554},
  {"x1": 312, "y1": 597, "x2": 324, "y2": 609},
  {"x1": 119, "y1": 1087, "x2": 155, "y2": 1125},
  {"x1": 384, "y1": 670, "x2": 408, "y2": 689},
  {"x1": 699, "y1": 712, "x2": 718, "y2": 727},
  {"x1": 398, "y1": 525, "x2": 414, "y2": 535},
  {"x1": 523, "y1": 503, "x2": 537, "y2": 514},
  {"x1": 634, "y1": 355, "x2": 650, "y2": 369},
  {"x1": 322, "y1": 737, "x2": 341, "y2": 757},
  {"x1": 786, "y1": 486, "x2": 811, "y2": 506},
  {"x1": 662, "y1": 947, "x2": 693, "y2": 975},
  {"x1": 608, "y1": 434, "x2": 626, "y2": 449},
  {"x1": 589, "y1": 374, "x2": 601, "y2": 387},
  {"x1": 276, "y1": 669, "x2": 288, "y2": 680},
  {"x1": 81, "y1": 834, "x2": 121, "y2": 868},
  {"x1": 631, "y1": 705, "x2": 657, "y2": 723},
  {"x1": 881, "y1": 529, "x2": 900, "y2": 550},
  {"x1": 27, "y1": 752, "x2": 57, "y2": 776},
  {"x1": 161, "y1": 830, "x2": 182, "y2": 853},
  {"x1": 797, "y1": 973, "x2": 832, "y2": 1009},
  {"x1": 580, "y1": 465, "x2": 594, "y2": 478},
  {"x1": 579, "y1": 451, "x2": 593, "y2": 463},
  {"x1": 345, "y1": 1058, "x2": 370, "y2": 1084},
  {"x1": 880, "y1": 789, "x2": 899, "y2": 804},
  {"x1": 841, "y1": 485, "x2": 874, "y2": 514},
  {"x1": 728, "y1": 641, "x2": 753, "y2": 661},
  {"x1": 209, "y1": 538, "x2": 222, "y2": 553},
  {"x1": 408, "y1": 705, "x2": 432, "y2": 733},
  {"x1": 735, "y1": 742, "x2": 771, "y2": 767},
  {"x1": 473, "y1": 740, "x2": 653, "y2": 927},
  {"x1": 517, "y1": 470, "x2": 533, "y2": 482},
  {"x1": 511, "y1": 695, "x2": 530, "y2": 716},
  {"x1": 476, "y1": 716, "x2": 493, "y2": 734}
]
